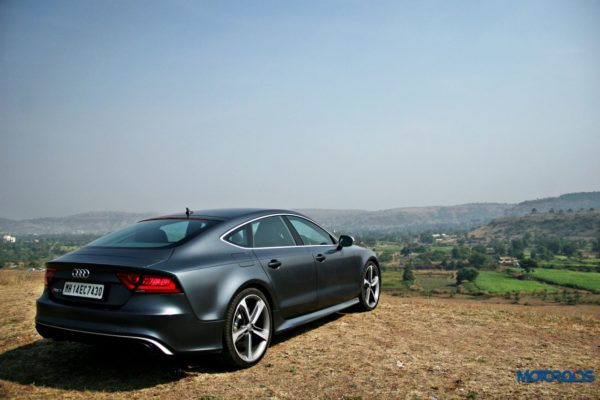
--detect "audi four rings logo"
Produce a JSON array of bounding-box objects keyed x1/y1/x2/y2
[{"x1": 72, "y1": 268, "x2": 90, "y2": 278}]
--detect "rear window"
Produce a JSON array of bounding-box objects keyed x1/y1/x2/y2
[{"x1": 88, "y1": 219, "x2": 220, "y2": 248}]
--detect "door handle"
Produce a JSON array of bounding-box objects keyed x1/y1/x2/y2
[
  {"x1": 267, "y1": 259, "x2": 282, "y2": 269},
  {"x1": 315, "y1": 254, "x2": 326, "y2": 262}
]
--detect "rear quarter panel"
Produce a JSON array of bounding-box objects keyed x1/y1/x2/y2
[{"x1": 167, "y1": 239, "x2": 275, "y2": 321}]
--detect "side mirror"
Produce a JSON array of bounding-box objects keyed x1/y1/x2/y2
[{"x1": 337, "y1": 235, "x2": 354, "y2": 249}]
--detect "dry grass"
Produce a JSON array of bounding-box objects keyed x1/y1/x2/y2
[{"x1": 0, "y1": 270, "x2": 599, "y2": 399}]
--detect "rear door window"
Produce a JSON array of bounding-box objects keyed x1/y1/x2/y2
[
  {"x1": 224, "y1": 225, "x2": 251, "y2": 247},
  {"x1": 251, "y1": 216, "x2": 296, "y2": 248}
]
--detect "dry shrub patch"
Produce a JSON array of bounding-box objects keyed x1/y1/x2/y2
[{"x1": 0, "y1": 270, "x2": 598, "y2": 399}]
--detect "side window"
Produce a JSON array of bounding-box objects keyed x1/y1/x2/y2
[
  {"x1": 287, "y1": 216, "x2": 334, "y2": 245},
  {"x1": 224, "y1": 225, "x2": 251, "y2": 247},
  {"x1": 251, "y1": 216, "x2": 296, "y2": 248}
]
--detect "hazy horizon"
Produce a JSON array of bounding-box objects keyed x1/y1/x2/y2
[
  {"x1": 2, "y1": 189, "x2": 599, "y2": 221},
  {"x1": 2, "y1": 1, "x2": 599, "y2": 219}
]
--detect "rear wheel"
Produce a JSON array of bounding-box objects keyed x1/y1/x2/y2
[
  {"x1": 222, "y1": 288, "x2": 272, "y2": 368},
  {"x1": 358, "y1": 262, "x2": 380, "y2": 311}
]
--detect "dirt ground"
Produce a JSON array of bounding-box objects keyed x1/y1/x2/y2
[{"x1": 0, "y1": 270, "x2": 599, "y2": 399}]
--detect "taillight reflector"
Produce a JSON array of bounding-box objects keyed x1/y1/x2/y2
[
  {"x1": 116, "y1": 272, "x2": 181, "y2": 293},
  {"x1": 45, "y1": 267, "x2": 57, "y2": 286},
  {"x1": 116, "y1": 273, "x2": 141, "y2": 290}
]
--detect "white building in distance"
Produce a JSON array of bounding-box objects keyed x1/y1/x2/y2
[{"x1": 2, "y1": 235, "x2": 16, "y2": 243}]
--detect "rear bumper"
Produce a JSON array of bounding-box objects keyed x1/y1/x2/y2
[
  {"x1": 36, "y1": 322, "x2": 177, "y2": 355},
  {"x1": 35, "y1": 290, "x2": 224, "y2": 355}
]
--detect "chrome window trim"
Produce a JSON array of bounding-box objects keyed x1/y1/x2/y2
[
  {"x1": 37, "y1": 322, "x2": 174, "y2": 355},
  {"x1": 220, "y1": 213, "x2": 338, "y2": 250}
]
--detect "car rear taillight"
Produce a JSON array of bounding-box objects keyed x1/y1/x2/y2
[
  {"x1": 116, "y1": 272, "x2": 181, "y2": 293},
  {"x1": 116, "y1": 273, "x2": 141, "y2": 290},
  {"x1": 45, "y1": 267, "x2": 57, "y2": 286}
]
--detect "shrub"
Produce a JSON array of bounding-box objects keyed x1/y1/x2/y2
[
  {"x1": 520, "y1": 258, "x2": 538, "y2": 274},
  {"x1": 456, "y1": 268, "x2": 479, "y2": 284},
  {"x1": 402, "y1": 265, "x2": 415, "y2": 285}
]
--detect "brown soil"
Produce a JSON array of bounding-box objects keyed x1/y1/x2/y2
[{"x1": 0, "y1": 270, "x2": 599, "y2": 399}]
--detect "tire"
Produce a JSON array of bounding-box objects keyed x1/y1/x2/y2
[
  {"x1": 357, "y1": 262, "x2": 381, "y2": 311},
  {"x1": 222, "y1": 288, "x2": 272, "y2": 368}
]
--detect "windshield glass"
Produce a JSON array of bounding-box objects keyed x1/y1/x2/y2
[{"x1": 88, "y1": 218, "x2": 220, "y2": 248}]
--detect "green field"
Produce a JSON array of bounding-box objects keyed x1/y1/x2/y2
[
  {"x1": 472, "y1": 272, "x2": 559, "y2": 294},
  {"x1": 381, "y1": 270, "x2": 405, "y2": 290},
  {"x1": 417, "y1": 273, "x2": 455, "y2": 291},
  {"x1": 382, "y1": 267, "x2": 600, "y2": 299},
  {"x1": 540, "y1": 256, "x2": 600, "y2": 271},
  {"x1": 382, "y1": 270, "x2": 455, "y2": 292},
  {"x1": 429, "y1": 245, "x2": 453, "y2": 253},
  {"x1": 531, "y1": 269, "x2": 600, "y2": 293}
]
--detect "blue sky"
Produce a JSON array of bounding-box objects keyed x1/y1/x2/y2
[{"x1": 1, "y1": 0, "x2": 599, "y2": 218}]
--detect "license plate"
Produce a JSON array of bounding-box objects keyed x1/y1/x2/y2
[{"x1": 63, "y1": 281, "x2": 105, "y2": 299}]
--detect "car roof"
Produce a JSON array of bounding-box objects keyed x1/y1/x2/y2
[{"x1": 148, "y1": 208, "x2": 306, "y2": 221}]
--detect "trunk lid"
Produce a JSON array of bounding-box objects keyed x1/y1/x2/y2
[{"x1": 46, "y1": 247, "x2": 174, "y2": 307}]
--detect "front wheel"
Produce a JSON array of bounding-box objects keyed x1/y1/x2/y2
[
  {"x1": 358, "y1": 262, "x2": 380, "y2": 311},
  {"x1": 222, "y1": 288, "x2": 272, "y2": 368}
]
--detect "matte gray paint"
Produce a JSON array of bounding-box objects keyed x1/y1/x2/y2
[{"x1": 36, "y1": 209, "x2": 378, "y2": 355}]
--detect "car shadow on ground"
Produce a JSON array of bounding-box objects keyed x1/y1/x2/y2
[
  {"x1": 0, "y1": 339, "x2": 224, "y2": 392},
  {"x1": 0, "y1": 310, "x2": 353, "y2": 392}
]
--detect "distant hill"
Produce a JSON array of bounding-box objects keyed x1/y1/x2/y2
[
  {"x1": 299, "y1": 203, "x2": 512, "y2": 234},
  {"x1": 470, "y1": 210, "x2": 600, "y2": 240},
  {"x1": 300, "y1": 191, "x2": 600, "y2": 234},
  {"x1": 0, "y1": 212, "x2": 153, "y2": 235},
  {"x1": 1, "y1": 191, "x2": 598, "y2": 235},
  {"x1": 509, "y1": 192, "x2": 600, "y2": 215}
]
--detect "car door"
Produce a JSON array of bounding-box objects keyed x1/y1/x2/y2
[
  {"x1": 243, "y1": 216, "x2": 318, "y2": 318},
  {"x1": 285, "y1": 216, "x2": 355, "y2": 308}
]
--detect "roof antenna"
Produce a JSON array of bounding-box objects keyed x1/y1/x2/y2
[{"x1": 185, "y1": 207, "x2": 193, "y2": 218}]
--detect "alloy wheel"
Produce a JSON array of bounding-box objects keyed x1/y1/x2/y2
[
  {"x1": 363, "y1": 264, "x2": 380, "y2": 308},
  {"x1": 231, "y1": 294, "x2": 271, "y2": 363}
]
